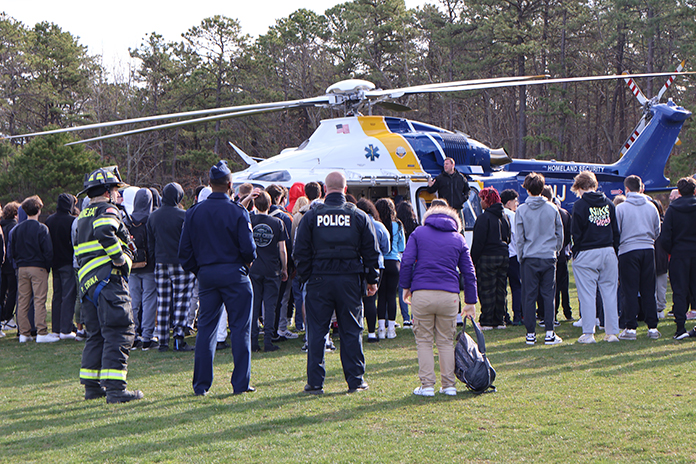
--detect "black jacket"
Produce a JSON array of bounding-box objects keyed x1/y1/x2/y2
[
  {"x1": 1, "y1": 218, "x2": 17, "y2": 273},
  {"x1": 293, "y1": 193, "x2": 380, "y2": 284},
  {"x1": 660, "y1": 195, "x2": 696, "y2": 257},
  {"x1": 127, "y1": 188, "x2": 154, "y2": 273},
  {"x1": 147, "y1": 183, "x2": 186, "y2": 265},
  {"x1": 470, "y1": 202, "x2": 510, "y2": 264},
  {"x1": 9, "y1": 219, "x2": 53, "y2": 270},
  {"x1": 425, "y1": 169, "x2": 470, "y2": 210},
  {"x1": 45, "y1": 193, "x2": 78, "y2": 269},
  {"x1": 571, "y1": 191, "x2": 619, "y2": 255}
]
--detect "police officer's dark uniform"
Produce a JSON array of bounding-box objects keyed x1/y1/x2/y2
[
  {"x1": 293, "y1": 180, "x2": 380, "y2": 393},
  {"x1": 75, "y1": 166, "x2": 143, "y2": 403},
  {"x1": 178, "y1": 161, "x2": 257, "y2": 396}
]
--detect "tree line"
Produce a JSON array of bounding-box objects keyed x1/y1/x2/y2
[{"x1": 1, "y1": 0, "x2": 696, "y2": 210}]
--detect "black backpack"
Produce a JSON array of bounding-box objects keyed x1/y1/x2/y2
[{"x1": 454, "y1": 316, "x2": 497, "y2": 394}]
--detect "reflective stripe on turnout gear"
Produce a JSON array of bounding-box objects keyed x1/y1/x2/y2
[
  {"x1": 78, "y1": 255, "x2": 112, "y2": 281},
  {"x1": 80, "y1": 368, "x2": 127, "y2": 381},
  {"x1": 93, "y1": 217, "x2": 120, "y2": 229}
]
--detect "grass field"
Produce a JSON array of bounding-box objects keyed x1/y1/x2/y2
[{"x1": 2, "y1": 273, "x2": 696, "y2": 463}]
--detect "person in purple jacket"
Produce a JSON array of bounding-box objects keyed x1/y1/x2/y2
[{"x1": 400, "y1": 205, "x2": 477, "y2": 397}]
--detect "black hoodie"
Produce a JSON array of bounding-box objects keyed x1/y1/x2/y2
[
  {"x1": 470, "y1": 202, "x2": 511, "y2": 264},
  {"x1": 45, "y1": 193, "x2": 78, "y2": 268},
  {"x1": 660, "y1": 195, "x2": 696, "y2": 257},
  {"x1": 571, "y1": 191, "x2": 619, "y2": 255},
  {"x1": 147, "y1": 182, "x2": 186, "y2": 265},
  {"x1": 127, "y1": 188, "x2": 154, "y2": 272}
]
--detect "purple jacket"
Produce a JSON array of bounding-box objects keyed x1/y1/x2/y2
[{"x1": 399, "y1": 211, "x2": 477, "y2": 304}]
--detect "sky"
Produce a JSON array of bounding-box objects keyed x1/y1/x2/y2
[{"x1": 5, "y1": 0, "x2": 429, "y2": 77}]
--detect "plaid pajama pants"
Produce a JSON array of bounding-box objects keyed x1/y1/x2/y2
[
  {"x1": 155, "y1": 263, "x2": 195, "y2": 345},
  {"x1": 476, "y1": 254, "x2": 509, "y2": 327}
]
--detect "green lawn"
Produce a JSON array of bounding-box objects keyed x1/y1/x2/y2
[{"x1": 1, "y1": 272, "x2": 695, "y2": 463}]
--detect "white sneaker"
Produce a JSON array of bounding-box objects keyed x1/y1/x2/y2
[
  {"x1": 604, "y1": 334, "x2": 620, "y2": 342},
  {"x1": 0, "y1": 330, "x2": 5, "y2": 338},
  {"x1": 577, "y1": 333, "x2": 596, "y2": 344},
  {"x1": 572, "y1": 319, "x2": 583, "y2": 327},
  {"x1": 2, "y1": 319, "x2": 17, "y2": 330},
  {"x1": 60, "y1": 332, "x2": 77, "y2": 340},
  {"x1": 439, "y1": 387, "x2": 457, "y2": 396},
  {"x1": 413, "y1": 386, "x2": 435, "y2": 397},
  {"x1": 618, "y1": 329, "x2": 637, "y2": 340},
  {"x1": 36, "y1": 333, "x2": 60, "y2": 343},
  {"x1": 648, "y1": 328, "x2": 661, "y2": 339},
  {"x1": 386, "y1": 328, "x2": 397, "y2": 339},
  {"x1": 378, "y1": 328, "x2": 386, "y2": 339},
  {"x1": 278, "y1": 330, "x2": 299, "y2": 339},
  {"x1": 19, "y1": 335, "x2": 33, "y2": 343}
]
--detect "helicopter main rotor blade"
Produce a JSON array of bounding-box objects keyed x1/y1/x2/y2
[
  {"x1": 64, "y1": 105, "x2": 304, "y2": 146},
  {"x1": 623, "y1": 73, "x2": 649, "y2": 105},
  {"x1": 366, "y1": 74, "x2": 549, "y2": 98},
  {"x1": 375, "y1": 101, "x2": 413, "y2": 112},
  {"x1": 6, "y1": 96, "x2": 331, "y2": 140},
  {"x1": 406, "y1": 71, "x2": 696, "y2": 95}
]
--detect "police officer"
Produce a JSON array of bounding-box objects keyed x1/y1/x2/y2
[
  {"x1": 294, "y1": 171, "x2": 380, "y2": 394},
  {"x1": 75, "y1": 166, "x2": 143, "y2": 403},
  {"x1": 178, "y1": 161, "x2": 257, "y2": 396}
]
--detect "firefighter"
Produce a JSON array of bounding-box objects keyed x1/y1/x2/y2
[{"x1": 75, "y1": 166, "x2": 144, "y2": 403}]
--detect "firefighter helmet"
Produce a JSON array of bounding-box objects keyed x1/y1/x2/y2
[{"x1": 78, "y1": 166, "x2": 126, "y2": 196}]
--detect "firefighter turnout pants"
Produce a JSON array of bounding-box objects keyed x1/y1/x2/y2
[{"x1": 79, "y1": 274, "x2": 135, "y2": 392}]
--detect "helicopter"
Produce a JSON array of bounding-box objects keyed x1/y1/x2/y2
[{"x1": 5, "y1": 67, "x2": 693, "y2": 229}]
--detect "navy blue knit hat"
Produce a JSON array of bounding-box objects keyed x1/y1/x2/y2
[{"x1": 210, "y1": 160, "x2": 231, "y2": 180}]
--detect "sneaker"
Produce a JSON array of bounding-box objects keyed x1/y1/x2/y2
[
  {"x1": 232, "y1": 386, "x2": 256, "y2": 395},
  {"x1": 647, "y1": 328, "x2": 661, "y2": 339},
  {"x1": 36, "y1": 333, "x2": 60, "y2": 343},
  {"x1": 495, "y1": 325, "x2": 507, "y2": 329},
  {"x1": 75, "y1": 330, "x2": 87, "y2": 341},
  {"x1": 439, "y1": 387, "x2": 457, "y2": 396},
  {"x1": 60, "y1": 332, "x2": 77, "y2": 340},
  {"x1": 301, "y1": 342, "x2": 308, "y2": 353},
  {"x1": 19, "y1": 335, "x2": 33, "y2": 343},
  {"x1": 303, "y1": 384, "x2": 324, "y2": 395},
  {"x1": 106, "y1": 389, "x2": 144, "y2": 404},
  {"x1": 480, "y1": 325, "x2": 494, "y2": 331},
  {"x1": 402, "y1": 321, "x2": 413, "y2": 328},
  {"x1": 545, "y1": 333, "x2": 563, "y2": 345},
  {"x1": 618, "y1": 329, "x2": 637, "y2": 340},
  {"x1": 604, "y1": 334, "x2": 620, "y2": 342},
  {"x1": 572, "y1": 319, "x2": 583, "y2": 327},
  {"x1": 525, "y1": 333, "x2": 536, "y2": 345},
  {"x1": 687, "y1": 311, "x2": 696, "y2": 320},
  {"x1": 158, "y1": 343, "x2": 170, "y2": 352},
  {"x1": 657, "y1": 311, "x2": 665, "y2": 319},
  {"x1": 378, "y1": 328, "x2": 386, "y2": 339},
  {"x1": 367, "y1": 334, "x2": 379, "y2": 343},
  {"x1": 348, "y1": 382, "x2": 369, "y2": 393},
  {"x1": 174, "y1": 338, "x2": 194, "y2": 352},
  {"x1": 578, "y1": 333, "x2": 596, "y2": 344},
  {"x1": 132, "y1": 338, "x2": 143, "y2": 350},
  {"x1": 0, "y1": 330, "x2": 4, "y2": 338},
  {"x1": 278, "y1": 330, "x2": 299, "y2": 339},
  {"x1": 413, "y1": 386, "x2": 435, "y2": 397},
  {"x1": 325, "y1": 340, "x2": 336, "y2": 352},
  {"x1": 394, "y1": 322, "x2": 401, "y2": 328},
  {"x1": 142, "y1": 340, "x2": 158, "y2": 351},
  {"x1": 386, "y1": 328, "x2": 397, "y2": 339},
  {"x1": 676, "y1": 328, "x2": 695, "y2": 340},
  {"x1": 2, "y1": 319, "x2": 17, "y2": 330}
]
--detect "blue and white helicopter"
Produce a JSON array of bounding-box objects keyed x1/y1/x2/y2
[{"x1": 7, "y1": 66, "x2": 693, "y2": 228}]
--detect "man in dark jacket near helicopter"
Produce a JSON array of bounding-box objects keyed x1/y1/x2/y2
[{"x1": 426, "y1": 157, "x2": 471, "y2": 210}]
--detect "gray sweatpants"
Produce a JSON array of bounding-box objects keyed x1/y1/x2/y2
[{"x1": 572, "y1": 247, "x2": 619, "y2": 335}]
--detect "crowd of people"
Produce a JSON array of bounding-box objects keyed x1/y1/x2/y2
[{"x1": 0, "y1": 157, "x2": 693, "y2": 400}]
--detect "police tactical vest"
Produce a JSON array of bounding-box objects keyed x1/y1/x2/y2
[{"x1": 311, "y1": 202, "x2": 361, "y2": 262}]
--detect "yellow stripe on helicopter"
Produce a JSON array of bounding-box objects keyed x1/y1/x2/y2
[{"x1": 357, "y1": 116, "x2": 424, "y2": 175}]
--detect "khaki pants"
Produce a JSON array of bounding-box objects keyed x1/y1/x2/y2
[
  {"x1": 17, "y1": 267, "x2": 49, "y2": 336},
  {"x1": 412, "y1": 290, "x2": 459, "y2": 389}
]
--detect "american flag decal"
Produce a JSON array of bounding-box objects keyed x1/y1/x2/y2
[{"x1": 336, "y1": 124, "x2": 350, "y2": 134}]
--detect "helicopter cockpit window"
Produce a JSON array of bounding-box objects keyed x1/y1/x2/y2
[
  {"x1": 248, "y1": 170, "x2": 291, "y2": 182},
  {"x1": 385, "y1": 117, "x2": 410, "y2": 134},
  {"x1": 462, "y1": 189, "x2": 482, "y2": 230},
  {"x1": 410, "y1": 122, "x2": 450, "y2": 134}
]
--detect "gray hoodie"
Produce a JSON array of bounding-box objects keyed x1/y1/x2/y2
[
  {"x1": 515, "y1": 195, "x2": 563, "y2": 260},
  {"x1": 615, "y1": 192, "x2": 660, "y2": 255}
]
